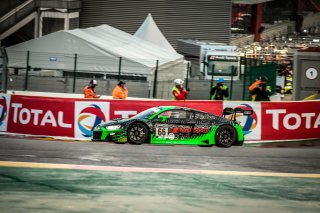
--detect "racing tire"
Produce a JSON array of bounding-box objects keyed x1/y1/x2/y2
[
  {"x1": 215, "y1": 125, "x2": 237, "y2": 148},
  {"x1": 127, "y1": 122, "x2": 149, "y2": 145}
]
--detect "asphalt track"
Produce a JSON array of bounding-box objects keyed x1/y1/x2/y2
[{"x1": 0, "y1": 136, "x2": 319, "y2": 213}]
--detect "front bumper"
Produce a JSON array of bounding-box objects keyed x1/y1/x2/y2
[{"x1": 92, "y1": 129, "x2": 127, "y2": 143}]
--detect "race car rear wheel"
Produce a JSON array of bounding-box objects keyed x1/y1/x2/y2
[
  {"x1": 215, "y1": 125, "x2": 237, "y2": 148},
  {"x1": 127, "y1": 122, "x2": 149, "y2": 145}
]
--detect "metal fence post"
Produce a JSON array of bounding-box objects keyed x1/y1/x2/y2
[
  {"x1": 152, "y1": 60, "x2": 159, "y2": 98},
  {"x1": 242, "y1": 56, "x2": 247, "y2": 100},
  {"x1": 118, "y1": 57, "x2": 122, "y2": 81},
  {"x1": 73, "y1": 53, "x2": 77, "y2": 93},
  {"x1": 230, "y1": 65, "x2": 234, "y2": 100},
  {"x1": 24, "y1": 50, "x2": 30, "y2": 91},
  {"x1": 185, "y1": 62, "x2": 190, "y2": 89},
  {"x1": 0, "y1": 47, "x2": 8, "y2": 93},
  {"x1": 209, "y1": 64, "x2": 215, "y2": 99}
]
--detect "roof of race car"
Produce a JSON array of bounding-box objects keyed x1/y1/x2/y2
[{"x1": 154, "y1": 106, "x2": 213, "y2": 115}]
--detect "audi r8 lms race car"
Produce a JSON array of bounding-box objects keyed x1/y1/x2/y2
[{"x1": 92, "y1": 106, "x2": 252, "y2": 147}]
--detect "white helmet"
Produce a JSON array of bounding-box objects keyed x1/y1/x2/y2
[
  {"x1": 90, "y1": 79, "x2": 97, "y2": 85},
  {"x1": 174, "y1": 79, "x2": 184, "y2": 86}
]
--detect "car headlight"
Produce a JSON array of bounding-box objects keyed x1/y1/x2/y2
[
  {"x1": 93, "y1": 125, "x2": 102, "y2": 131},
  {"x1": 106, "y1": 125, "x2": 121, "y2": 130}
]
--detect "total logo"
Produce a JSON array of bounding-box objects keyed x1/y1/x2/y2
[
  {"x1": 223, "y1": 102, "x2": 261, "y2": 140},
  {"x1": 0, "y1": 96, "x2": 8, "y2": 128},
  {"x1": 233, "y1": 104, "x2": 258, "y2": 135},
  {"x1": 75, "y1": 102, "x2": 109, "y2": 138}
]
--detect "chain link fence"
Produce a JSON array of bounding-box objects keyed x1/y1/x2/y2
[{"x1": 2, "y1": 48, "x2": 278, "y2": 100}]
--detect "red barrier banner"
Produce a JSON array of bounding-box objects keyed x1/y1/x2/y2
[
  {"x1": 262, "y1": 101, "x2": 320, "y2": 140},
  {"x1": 5, "y1": 95, "x2": 320, "y2": 141},
  {"x1": 8, "y1": 95, "x2": 75, "y2": 137},
  {"x1": 7, "y1": 96, "x2": 223, "y2": 139}
]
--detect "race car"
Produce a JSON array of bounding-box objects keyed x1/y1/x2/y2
[{"x1": 92, "y1": 106, "x2": 252, "y2": 147}]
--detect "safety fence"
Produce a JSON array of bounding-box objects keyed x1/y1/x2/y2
[
  {"x1": 0, "y1": 94, "x2": 319, "y2": 142},
  {"x1": 4, "y1": 50, "x2": 188, "y2": 99},
  {"x1": 4, "y1": 49, "x2": 279, "y2": 100}
]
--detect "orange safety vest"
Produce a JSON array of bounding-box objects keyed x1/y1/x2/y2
[
  {"x1": 249, "y1": 80, "x2": 261, "y2": 101},
  {"x1": 112, "y1": 85, "x2": 128, "y2": 99},
  {"x1": 84, "y1": 86, "x2": 97, "y2": 98}
]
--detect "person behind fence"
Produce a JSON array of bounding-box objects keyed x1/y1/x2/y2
[
  {"x1": 249, "y1": 76, "x2": 271, "y2": 101},
  {"x1": 210, "y1": 78, "x2": 229, "y2": 100},
  {"x1": 83, "y1": 79, "x2": 101, "y2": 98},
  {"x1": 112, "y1": 81, "x2": 128, "y2": 99},
  {"x1": 172, "y1": 79, "x2": 188, "y2": 100}
]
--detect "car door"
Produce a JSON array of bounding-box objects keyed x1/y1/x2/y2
[
  {"x1": 152, "y1": 109, "x2": 193, "y2": 140},
  {"x1": 191, "y1": 111, "x2": 212, "y2": 137}
]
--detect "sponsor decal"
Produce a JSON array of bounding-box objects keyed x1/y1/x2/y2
[
  {"x1": 0, "y1": 95, "x2": 9, "y2": 131},
  {"x1": 11, "y1": 103, "x2": 72, "y2": 128},
  {"x1": 168, "y1": 133, "x2": 175, "y2": 140},
  {"x1": 172, "y1": 127, "x2": 192, "y2": 133},
  {"x1": 172, "y1": 127, "x2": 209, "y2": 134},
  {"x1": 262, "y1": 102, "x2": 320, "y2": 140},
  {"x1": 75, "y1": 102, "x2": 109, "y2": 138},
  {"x1": 7, "y1": 96, "x2": 74, "y2": 137},
  {"x1": 266, "y1": 110, "x2": 320, "y2": 130},
  {"x1": 193, "y1": 128, "x2": 209, "y2": 134}
]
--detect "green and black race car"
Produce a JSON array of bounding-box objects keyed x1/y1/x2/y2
[{"x1": 92, "y1": 106, "x2": 252, "y2": 147}]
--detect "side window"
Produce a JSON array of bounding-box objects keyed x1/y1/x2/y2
[
  {"x1": 174, "y1": 110, "x2": 187, "y2": 119},
  {"x1": 158, "y1": 110, "x2": 172, "y2": 118},
  {"x1": 195, "y1": 112, "x2": 207, "y2": 119},
  {"x1": 158, "y1": 110, "x2": 187, "y2": 119},
  {"x1": 189, "y1": 112, "x2": 195, "y2": 119}
]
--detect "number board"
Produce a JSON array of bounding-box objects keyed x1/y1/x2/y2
[
  {"x1": 155, "y1": 127, "x2": 169, "y2": 138},
  {"x1": 300, "y1": 60, "x2": 320, "y2": 89}
]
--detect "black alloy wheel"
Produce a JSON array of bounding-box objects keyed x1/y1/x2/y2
[
  {"x1": 127, "y1": 122, "x2": 149, "y2": 145},
  {"x1": 215, "y1": 125, "x2": 237, "y2": 148}
]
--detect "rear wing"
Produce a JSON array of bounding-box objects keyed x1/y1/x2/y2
[{"x1": 222, "y1": 107, "x2": 253, "y2": 121}]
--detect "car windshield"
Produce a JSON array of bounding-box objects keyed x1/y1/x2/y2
[
  {"x1": 207, "y1": 61, "x2": 238, "y2": 76},
  {"x1": 131, "y1": 107, "x2": 161, "y2": 119}
]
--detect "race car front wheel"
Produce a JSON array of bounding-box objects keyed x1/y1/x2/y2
[
  {"x1": 215, "y1": 125, "x2": 237, "y2": 148},
  {"x1": 127, "y1": 122, "x2": 149, "y2": 145}
]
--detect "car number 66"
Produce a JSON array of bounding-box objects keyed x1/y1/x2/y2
[{"x1": 156, "y1": 127, "x2": 169, "y2": 138}]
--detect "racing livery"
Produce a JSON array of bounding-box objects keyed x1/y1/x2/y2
[{"x1": 92, "y1": 106, "x2": 252, "y2": 147}]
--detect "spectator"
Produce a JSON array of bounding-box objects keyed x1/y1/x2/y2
[
  {"x1": 172, "y1": 79, "x2": 188, "y2": 100},
  {"x1": 112, "y1": 81, "x2": 128, "y2": 99},
  {"x1": 83, "y1": 79, "x2": 100, "y2": 98},
  {"x1": 249, "y1": 76, "x2": 271, "y2": 101},
  {"x1": 210, "y1": 78, "x2": 229, "y2": 100}
]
